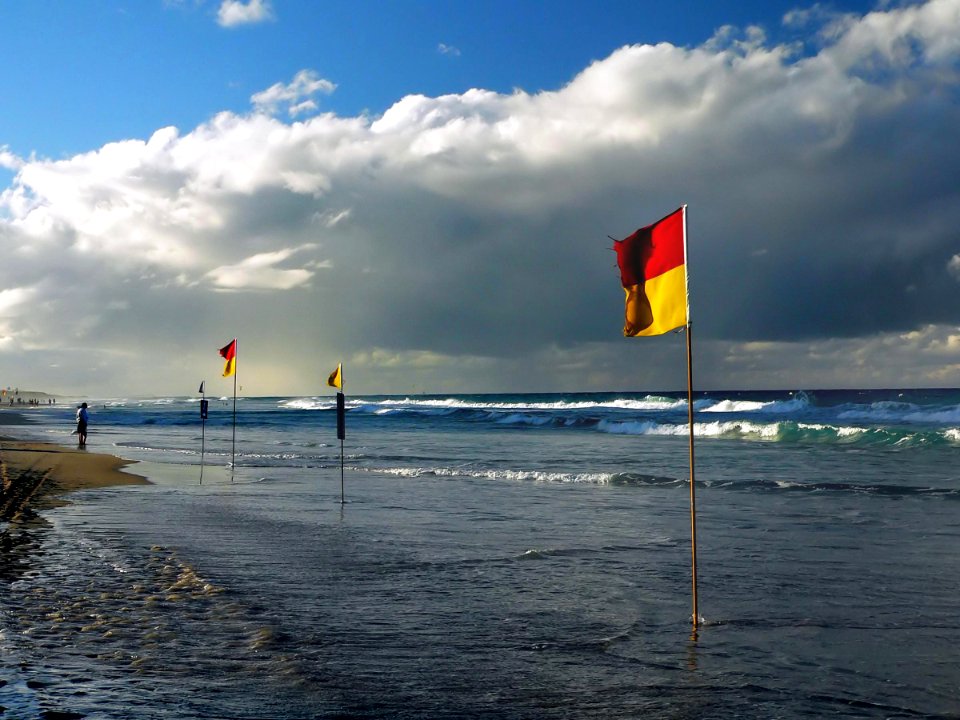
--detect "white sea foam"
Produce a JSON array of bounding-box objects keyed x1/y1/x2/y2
[
  {"x1": 836, "y1": 426, "x2": 867, "y2": 438},
  {"x1": 774, "y1": 480, "x2": 803, "y2": 489},
  {"x1": 597, "y1": 419, "x2": 782, "y2": 439},
  {"x1": 280, "y1": 398, "x2": 335, "y2": 410},
  {"x1": 373, "y1": 466, "x2": 616, "y2": 485},
  {"x1": 360, "y1": 395, "x2": 687, "y2": 413},
  {"x1": 701, "y1": 399, "x2": 770, "y2": 413},
  {"x1": 701, "y1": 394, "x2": 810, "y2": 415},
  {"x1": 697, "y1": 421, "x2": 782, "y2": 438}
]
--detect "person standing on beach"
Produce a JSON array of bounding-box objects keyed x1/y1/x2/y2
[{"x1": 76, "y1": 402, "x2": 89, "y2": 447}]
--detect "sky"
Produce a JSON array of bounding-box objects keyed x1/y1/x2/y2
[{"x1": 1, "y1": 0, "x2": 959, "y2": 397}]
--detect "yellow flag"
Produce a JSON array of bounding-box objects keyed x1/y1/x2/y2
[{"x1": 327, "y1": 363, "x2": 342, "y2": 390}]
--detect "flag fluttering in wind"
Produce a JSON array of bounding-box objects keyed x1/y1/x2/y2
[
  {"x1": 217, "y1": 338, "x2": 238, "y2": 471},
  {"x1": 612, "y1": 205, "x2": 702, "y2": 628},
  {"x1": 219, "y1": 339, "x2": 237, "y2": 377},
  {"x1": 327, "y1": 363, "x2": 342, "y2": 390},
  {"x1": 614, "y1": 207, "x2": 687, "y2": 337}
]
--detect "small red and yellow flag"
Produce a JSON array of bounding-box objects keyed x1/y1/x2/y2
[
  {"x1": 614, "y1": 207, "x2": 688, "y2": 337},
  {"x1": 219, "y1": 339, "x2": 237, "y2": 377},
  {"x1": 327, "y1": 363, "x2": 342, "y2": 390}
]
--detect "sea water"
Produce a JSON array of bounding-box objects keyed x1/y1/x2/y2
[{"x1": 1, "y1": 389, "x2": 959, "y2": 718}]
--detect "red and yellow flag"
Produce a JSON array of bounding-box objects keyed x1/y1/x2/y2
[
  {"x1": 327, "y1": 363, "x2": 342, "y2": 390},
  {"x1": 614, "y1": 207, "x2": 688, "y2": 336},
  {"x1": 219, "y1": 339, "x2": 237, "y2": 377}
]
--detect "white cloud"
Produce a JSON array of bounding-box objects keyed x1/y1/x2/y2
[
  {"x1": 0, "y1": 287, "x2": 35, "y2": 314},
  {"x1": 438, "y1": 43, "x2": 461, "y2": 57},
  {"x1": 0, "y1": 147, "x2": 23, "y2": 171},
  {"x1": 217, "y1": 0, "x2": 273, "y2": 27},
  {"x1": 205, "y1": 245, "x2": 320, "y2": 290},
  {"x1": 251, "y1": 70, "x2": 336, "y2": 117},
  {"x1": 2, "y1": 0, "x2": 960, "y2": 394},
  {"x1": 949, "y1": 254, "x2": 960, "y2": 279}
]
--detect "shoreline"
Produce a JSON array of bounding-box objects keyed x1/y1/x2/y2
[{"x1": 0, "y1": 412, "x2": 148, "y2": 519}]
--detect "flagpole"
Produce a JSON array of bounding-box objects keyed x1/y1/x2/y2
[
  {"x1": 686, "y1": 322, "x2": 699, "y2": 628},
  {"x1": 682, "y1": 204, "x2": 700, "y2": 628},
  {"x1": 231, "y1": 341, "x2": 237, "y2": 475},
  {"x1": 200, "y1": 381, "x2": 206, "y2": 485}
]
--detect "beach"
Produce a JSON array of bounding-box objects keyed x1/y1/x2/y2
[
  {"x1": 1, "y1": 391, "x2": 959, "y2": 718},
  {"x1": 0, "y1": 410, "x2": 146, "y2": 520}
]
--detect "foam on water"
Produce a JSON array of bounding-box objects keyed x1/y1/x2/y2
[
  {"x1": 362, "y1": 395, "x2": 688, "y2": 412},
  {"x1": 700, "y1": 392, "x2": 811, "y2": 415},
  {"x1": 372, "y1": 465, "x2": 618, "y2": 485}
]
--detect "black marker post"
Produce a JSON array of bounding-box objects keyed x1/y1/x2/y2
[
  {"x1": 336, "y1": 390, "x2": 345, "y2": 503},
  {"x1": 199, "y1": 381, "x2": 209, "y2": 484},
  {"x1": 328, "y1": 363, "x2": 345, "y2": 503}
]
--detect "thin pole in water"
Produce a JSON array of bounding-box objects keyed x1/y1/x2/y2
[
  {"x1": 680, "y1": 204, "x2": 700, "y2": 628},
  {"x1": 231, "y1": 341, "x2": 237, "y2": 478},
  {"x1": 686, "y1": 322, "x2": 699, "y2": 627},
  {"x1": 338, "y1": 371, "x2": 345, "y2": 504},
  {"x1": 200, "y1": 382, "x2": 206, "y2": 485}
]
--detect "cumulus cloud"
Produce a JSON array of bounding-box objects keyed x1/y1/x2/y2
[
  {"x1": 2, "y1": 0, "x2": 960, "y2": 394},
  {"x1": 251, "y1": 70, "x2": 336, "y2": 117},
  {"x1": 438, "y1": 43, "x2": 461, "y2": 57},
  {"x1": 217, "y1": 0, "x2": 273, "y2": 27}
]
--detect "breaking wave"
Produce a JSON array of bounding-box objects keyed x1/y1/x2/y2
[
  {"x1": 596, "y1": 419, "x2": 960, "y2": 446},
  {"x1": 269, "y1": 390, "x2": 960, "y2": 448}
]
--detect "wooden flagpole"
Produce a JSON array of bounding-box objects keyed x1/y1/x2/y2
[
  {"x1": 682, "y1": 205, "x2": 700, "y2": 628},
  {"x1": 614, "y1": 205, "x2": 699, "y2": 626},
  {"x1": 686, "y1": 322, "x2": 699, "y2": 627}
]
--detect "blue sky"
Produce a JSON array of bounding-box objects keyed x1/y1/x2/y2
[
  {"x1": 4, "y1": 0, "x2": 876, "y2": 158},
  {"x1": 1, "y1": 0, "x2": 959, "y2": 397}
]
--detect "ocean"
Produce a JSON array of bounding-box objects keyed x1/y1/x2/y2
[{"x1": 1, "y1": 389, "x2": 959, "y2": 719}]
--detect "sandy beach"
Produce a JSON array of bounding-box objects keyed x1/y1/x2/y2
[{"x1": 0, "y1": 410, "x2": 146, "y2": 519}]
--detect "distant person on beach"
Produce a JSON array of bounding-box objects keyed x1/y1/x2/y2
[{"x1": 76, "y1": 402, "x2": 89, "y2": 447}]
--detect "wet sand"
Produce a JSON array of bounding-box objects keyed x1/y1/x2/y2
[{"x1": 0, "y1": 410, "x2": 147, "y2": 518}]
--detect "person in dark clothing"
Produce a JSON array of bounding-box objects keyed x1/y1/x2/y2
[{"x1": 76, "y1": 402, "x2": 89, "y2": 447}]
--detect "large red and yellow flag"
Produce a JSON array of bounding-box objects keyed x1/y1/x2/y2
[
  {"x1": 614, "y1": 207, "x2": 688, "y2": 336},
  {"x1": 219, "y1": 339, "x2": 237, "y2": 377}
]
